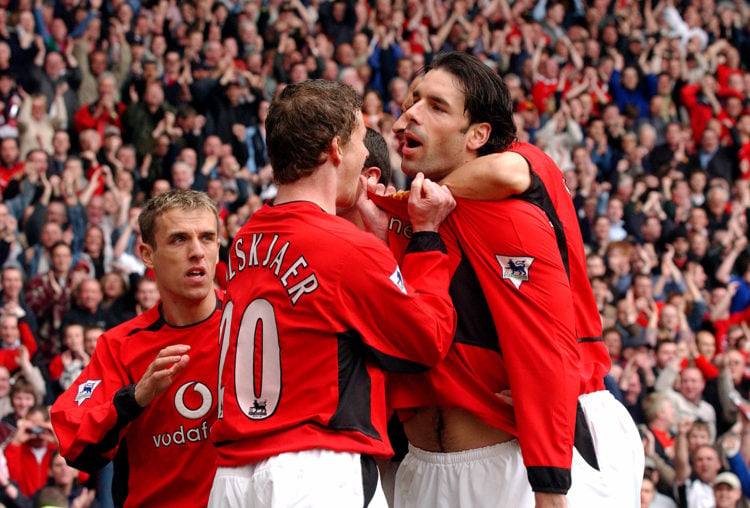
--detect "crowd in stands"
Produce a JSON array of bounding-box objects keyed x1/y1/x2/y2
[{"x1": 0, "y1": 0, "x2": 748, "y2": 506}]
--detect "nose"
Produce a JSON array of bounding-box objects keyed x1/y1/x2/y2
[
  {"x1": 188, "y1": 235, "x2": 206, "y2": 259},
  {"x1": 393, "y1": 110, "x2": 408, "y2": 135}
]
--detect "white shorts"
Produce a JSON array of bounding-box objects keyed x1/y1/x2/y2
[
  {"x1": 395, "y1": 440, "x2": 533, "y2": 508},
  {"x1": 208, "y1": 449, "x2": 389, "y2": 508},
  {"x1": 394, "y1": 390, "x2": 644, "y2": 508},
  {"x1": 568, "y1": 390, "x2": 644, "y2": 508}
]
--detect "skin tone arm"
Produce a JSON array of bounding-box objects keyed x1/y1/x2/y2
[
  {"x1": 440, "y1": 151, "x2": 532, "y2": 200},
  {"x1": 674, "y1": 417, "x2": 693, "y2": 483}
]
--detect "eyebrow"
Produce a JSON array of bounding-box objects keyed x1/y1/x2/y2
[
  {"x1": 413, "y1": 89, "x2": 452, "y2": 110},
  {"x1": 167, "y1": 229, "x2": 217, "y2": 239}
]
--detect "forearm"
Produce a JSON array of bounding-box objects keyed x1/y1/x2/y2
[
  {"x1": 674, "y1": 431, "x2": 691, "y2": 482},
  {"x1": 440, "y1": 152, "x2": 531, "y2": 200},
  {"x1": 654, "y1": 364, "x2": 679, "y2": 392}
]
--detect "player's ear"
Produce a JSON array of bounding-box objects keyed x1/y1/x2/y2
[
  {"x1": 361, "y1": 166, "x2": 382, "y2": 183},
  {"x1": 139, "y1": 241, "x2": 155, "y2": 270},
  {"x1": 466, "y1": 122, "x2": 491, "y2": 152},
  {"x1": 329, "y1": 136, "x2": 343, "y2": 165}
]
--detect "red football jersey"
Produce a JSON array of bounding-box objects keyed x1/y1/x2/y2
[
  {"x1": 509, "y1": 142, "x2": 610, "y2": 393},
  {"x1": 50, "y1": 297, "x2": 222, "y2": 508},
  {"x1": 211, "y1": 201, "x2": 456, "y2": 466},
  {"x1": 383, "y1": 196, "x2": 580, "y2": 492}
]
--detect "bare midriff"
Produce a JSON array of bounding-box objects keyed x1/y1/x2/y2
[{"x1": 402, "y1": 406, "x2": 514, "y2": 453}]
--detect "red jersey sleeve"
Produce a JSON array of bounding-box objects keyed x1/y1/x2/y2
[
  {"x1": 50, "y1": 331, "x2": 143, "y2": 472},
  {"x1": 337, "y1": 231, "x2": 456, "y2": 370}
]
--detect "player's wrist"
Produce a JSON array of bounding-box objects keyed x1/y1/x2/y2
[
  {"x1": 533, "y1": 492, "x2": 568, "y2": 508},
  {"x1": 114, "y1": 384, "x2": 147, "y2": 418}
]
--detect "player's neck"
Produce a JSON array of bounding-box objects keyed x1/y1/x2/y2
[
  {"x1": 161, "y1": 293, "x2": 217, "y2": 327},
  {"x1": 336, "y1": 206, "x2": 363, "y2": 228},
  {"x1": 274, "y1": 165, "x2": 336, "y2": 214}
]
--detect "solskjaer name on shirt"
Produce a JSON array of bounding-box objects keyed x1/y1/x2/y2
[{"x1": 226, "y1": 233, "x2": 319, "y2": 306}]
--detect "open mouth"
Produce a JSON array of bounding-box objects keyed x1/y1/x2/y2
[
  {"x1": 400, "y1": 132, "x2": 422, "y2": 156},
  {"x1": 187, "y1": 267, "x2": 206, "y2": 280}
]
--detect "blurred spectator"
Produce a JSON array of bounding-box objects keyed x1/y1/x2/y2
[
  {"x1": 72, "y1": 73, "x2": 125, "y2": 142},
  {"x1": 1, "y1": 379, "x2": 37, "y2": 441},
  {"x1": 62, "y1": 278, "x2": 109, "y2": 331},
  {"x1": 72, "y1": 21, "x2": 131, "y2": 107},
  {"x1": 25, "y1": 241, "x2": 85, "y2": 363},
  {"x1": 33, "y1": 451, "x2": 95, "y2": 508},
  {"x1": 16, "y1": 87, "x2": 68, "y2": 158},
  {"x1": 5, "y1": 405, "x2": 58, "y2": 498},
  {"x1": 642, "y1": 392, "x2": 676, "y2": 478},
  {"x1": 0, "y1": 71, "x2": 21, "y2": 139},
  {"x1": 655, "y1": 364, "x2": 717, "y2": 441},
  {"x1": 48, "y1": 323, "x2": 88, "y2": 395},
  {"x1": 121, "y1": 80, "x2": 177, "y2": 160},
  {"x1": 0, "y1": 314, "x2": 37, "y2": 374},
  {"x1": 78, "y1": 225, "x2": 112, "y2": 280},
  {"x1": 28, "y1": 48, "x2": 81, "y2": 138},
  {"x1": 0, "y1": 365, "x2": 9, "y2": 420}
]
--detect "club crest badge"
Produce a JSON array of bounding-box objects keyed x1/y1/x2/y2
[
  {"x1": 496, "y1": 255, "x2": 535, "y2": 289},
  {"x1": 390, "y1": 266, "x2": 407, "y2": 294},
  {"x1": 75, "y1": 379, "x2": 102, "y2": 406}
]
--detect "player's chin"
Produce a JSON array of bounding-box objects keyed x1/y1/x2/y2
[
  {"x1": 400, "y1": 161, "x2": 421, "y2": 179},
  {"x1": 180, "y1": 281, "x2": 214, "y2": 301}
]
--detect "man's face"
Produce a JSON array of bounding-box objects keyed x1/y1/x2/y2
[
  {"x1": 172, "y1": 164, "x2": 193, "y2": 190},
  {"x1": 50, "y1": 454, "x2": 76, "y2": 486},
  {"x1": 336, "y1": 112, "x2": 369, "y2": 209},
  {"x1": 0, "y1": 316, "x2": 18, "y2": 345},
  {"x1": 714, "y1": 483, "x2": 742, "y2": 508},
  {"x1": 28, "y1": 150, "x2": 48, "y2": 175},
  {"x1": 46, "y1": 202, "x2": 67, "y2": 225},
  {"x1": 135, "y1": 280, "x2": 160, "y2": 311},
  {"x1": 31, "y1": 97, "x2": 47, "y2": 121},
  {"x1": 50, "y1": 244, "x2": 72, "y2": 273},
  {"x1": 84, "y1": 328, "x2": 102, "y2": 355},
  {"x1": 393, "y1": 68, "x2": 475, "y2": 180},
  {"x1": 90, "y1": 52, "x2": 108, "y2": 76},
  {"x1": 680, "y1": 368, "x2": 705, "y2": 402},
  {"x1": 655, "y1": 342, "x2": 676, "y2": 368},
  {"x1": 87, "y1": 197, "x2": 105, "y2": 225},
  {"x1": 0, "y1": 139, "x2": 18, "y2": 165},
  {"x1": 53, "y1": 131, "x2": 70, "y2": 154},
  {"x1": 725, "y1": 350, "x2": 745, "y2": 381},
  {"x1": 139, "y1": 209, "x2": 218, "y2": 309},
  {"x1": 692, "y1": 447, "x2": 720, "y2": 483},
  {"x1": 41, "y1": 224, "x2": 63, "y2": 248},
  {"x1": 79, "y1": 280, "x2": 103, "y2": 312},
  {"x1": 117, "y1": 147, "x2": 136, "y2": 171}
]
